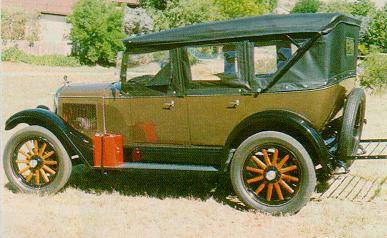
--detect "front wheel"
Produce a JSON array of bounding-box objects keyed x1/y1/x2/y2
[
  {"x1": 230, "y1": 131, "x2": 316, "y2": 215},
  {"x1": 3, "y1": 126, "x2": 72, "y2": 194}
]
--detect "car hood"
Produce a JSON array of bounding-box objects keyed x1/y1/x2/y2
[{"x1": 59, "y1": 82, "x2": 115, "y2": 97}]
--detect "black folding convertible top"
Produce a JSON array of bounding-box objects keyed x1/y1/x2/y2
[
  {"x1": 122, "y1": 13, "x2": 361, "y2": 92},
  {"x1": 124, "y1": 13, "x2": 360, "y2": 53}
]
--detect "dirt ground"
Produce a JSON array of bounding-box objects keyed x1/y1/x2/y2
[{"x1": 1, "y1": 62, "x2": 386, "y2": 238}]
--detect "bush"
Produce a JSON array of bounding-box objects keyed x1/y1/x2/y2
[
  {"x1": 1, "y1": 47, "x2": 80, "y2": 67},
  {"x1": 319, "y1": 0, "x2": 352, "y2": 14},
  {"x1": 362, "y1": 9, "x2": 386, "y2": 52},
  {"x1": 149, "y1": 0, "x2": 223, "y2": 31},
  {"x1": 291, "y1": 0, "x2": 321, "y2": 13},
  {"x1": 351, "y1": 0, "x2": 376, "y2": 17},
  {"x1": 215, "y1": 0, "x2": 277, "y2": 19},
  {"x1": 67, "y1": 0, "x2": 125, "y2": 65},
  {"x1": 359, "y1": 52, "x2": 387, "y2": 90},
  {"x1": 1, "y1": 9, "x2": 39, "y2": 42}
]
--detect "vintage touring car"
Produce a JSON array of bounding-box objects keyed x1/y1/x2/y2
[{"x1": 4, "y1": 13, "x2": 387, "y2": 214}]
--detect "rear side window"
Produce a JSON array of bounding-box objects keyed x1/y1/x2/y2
[
  {"x1": 186, "y1": 43, "x2": 241, "y2": 84},
  {"x1": 253, "y1": 41, "x2": 298, "y2": 78}
]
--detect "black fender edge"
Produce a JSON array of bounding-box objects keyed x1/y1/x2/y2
[
  {"x1": 5, "y1": 108, "x2": 93, "y2": 167},
  {"x1": 222, "y1": 110, "x2": 331, "y2": 174}
]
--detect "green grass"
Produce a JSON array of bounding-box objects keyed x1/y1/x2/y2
[{"x1": 1, "y1": 47, "x2": 81, "y2": 67}]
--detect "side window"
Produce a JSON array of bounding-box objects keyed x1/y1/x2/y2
[
  {"x1": 253, "y1": 41, "x2": 297, "y2": 78},
  {"x1": 125, "y1": 50, "x2": 170, "y2": 82},
  {"x1": 186, "y1": 43, "x2": 241, "y2": 87}
]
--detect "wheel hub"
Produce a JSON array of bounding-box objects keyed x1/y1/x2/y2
[
  {"x1": 29, "y1": 155, "x2": 43, "y2": 169},
  {"x1": 265, "y1": 170, "x2": 277, "y2": 181}
]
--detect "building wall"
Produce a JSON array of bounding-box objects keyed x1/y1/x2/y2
[{"x1": 2, "y1": 0, "x2": 139, "y2": 56}]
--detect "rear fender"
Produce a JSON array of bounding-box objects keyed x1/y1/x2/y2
[
  {"x1": 5, "y1": 108, "x2": 93, "y2": 167},
  {"x1": 223, "y1": 110, "x2": 331, "y2": 174}
]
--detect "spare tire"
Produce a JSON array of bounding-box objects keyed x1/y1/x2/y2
[{"x1": 337, "y1": 88, "x2": 366, "y2": 166}]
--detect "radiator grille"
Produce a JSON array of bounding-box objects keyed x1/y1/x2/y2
[{"x1": 62, "y1": 103, "x2": 97, "y2": 131}]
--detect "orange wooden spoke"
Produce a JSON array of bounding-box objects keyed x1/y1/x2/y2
[
  {"x1": 281, "y1": 174, "x2": 299, "y2": 182},
  {"x1": 278, "y1": 179, "x2": 294, "y2": 193},
  {"x1": 251, "y1": 156, "x2": 267, "y2": 169},
  {"x1": 35, "y1": 170, "x2": 40, "y2": 185},
  {"x1": 43, "y1": 160, "x2": 58, "y2": 166},
  {"x1": 39, "y1": 143, "x2": 47, "y2": 157},
  {"x1": 247, "y1": 176, "x2": 264, "y2": 184},
  {"x1": 280, "y1": 165, "x2": 298, "y2": 174},
  {"x1": 25, "y1": 142, "x2": 33, "y2": 155},
  {"x1": 40, "y1": 169, "x2": 49, "y2": 183},
  {"x1": 26, "y1": 173, "x2": 33, "y2": 182},
  {"x1": 33, "y1": 140, "x2": 39, "y2": 154},
  {"x1": 42, "y1": 165, "x2": 56, "y2": 174},
  {"x1": 255, "y1": 183, "x2": 266, "y2": 195},
  {"x1": 16, "y1": 160, "x2": 29, "y2": 164},
  {"x1": 272, "y1": 149, "x2": 279, "y2": 165},
  {"x1": 246, "y1": 166, "x2": 264, "y2": 174},
  {"x1": 277, "y1": 155, "x2": 289, "y2": 169},
  {"x1": 18, "y1": 166, "x2": 31, "y2": 174},
  {"x1": 42, "y1": 151, "x2": 55, "y2": 160},
  {"x1": 18, "y1": 150, "x2": 31, "y2": 159},
  {"x1": 262, "y1": 149, "x2": 271, "y2": 166},
  {"x1": 266, "y1": 183, "x2": 273, "y2": 201},
  {"x1": 274, "y1": 183, "x2": 284, "y2": 200}
]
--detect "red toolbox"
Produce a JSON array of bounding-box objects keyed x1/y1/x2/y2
[{"x1": 93, "y1": 133, "x2": 124, "y2": 167}]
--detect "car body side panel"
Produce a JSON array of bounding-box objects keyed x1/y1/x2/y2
[
  {"x1": 105, "y1": 96, "x2": 190, "y2": 146},
  {"x1": 187, "y1": 79, "x2": 353, "y2": 146}
]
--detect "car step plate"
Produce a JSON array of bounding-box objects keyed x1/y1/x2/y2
[
  {"x1": 312, "y1": 174, "x2": 384, "y2": 202},
  {"x1": 345, "y1": 139, "x2": 387, "y2": 160}
]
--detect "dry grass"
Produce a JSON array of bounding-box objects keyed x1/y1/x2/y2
[{"x1": 1, "y1": 62, "x2": 387, "y2": 238}]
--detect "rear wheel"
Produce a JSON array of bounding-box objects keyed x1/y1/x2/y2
[
  {"x1": 337, "y1": 88, "x2": 366, "y2": 168},
  {"x1": 3, "y1": 126, "x2": 72, "y2": 194},
  {"x1": 230, "y1": 131, "x2": 316, "y2": 215}
]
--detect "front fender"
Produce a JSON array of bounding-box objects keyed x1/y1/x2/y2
[
  {"x1": 224, "y1": 110, "x2": 331, "y2": 174},
  {"x1": 5, "y1": 108, "x2": 93, "y2": 167}
]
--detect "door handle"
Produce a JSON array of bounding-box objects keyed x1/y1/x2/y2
[
  {"x1": 227, "y1": 100, "x2": 240, "y2": 108},
  {"x1": 163, "y1": 100, "x2": 175, "y2": 110}
]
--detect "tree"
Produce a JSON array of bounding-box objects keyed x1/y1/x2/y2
[
  {"x1": 291, "y1": 0, "x2": 321, "y2": 13},
  {"x1": 215, "y1": 0, "x2": 277, "y2": 19},
  {"x1": 149, "y1": 0, "x2": 223, "y2": 31},
  {"x1": 67, "y1": 0, "x2": 125, "y2": 65}
]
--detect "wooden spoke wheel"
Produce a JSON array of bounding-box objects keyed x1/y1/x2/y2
[
  {"x1": 3, "y1": 126, "x2": 72, "y2": 194},
  {"x1": 243, "y1": 146, "x2": 301, "y2": 205},
  {"x1": 11, "y1": 137, "x2": 59, "y2": 188},
  {"x1": 230, "y1": 131, "x2": 316, "y2": 215}
]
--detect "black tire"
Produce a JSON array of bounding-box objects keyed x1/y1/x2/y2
[
  {"x1": 230, "y1": 131, "x2": 316, "y2": 215},
  {"x1": 337, "y1": 88, "x2": 366, "y2": 167},
  {"x1": 3, "y1": 126, "x2": 72, "y2": 194}
]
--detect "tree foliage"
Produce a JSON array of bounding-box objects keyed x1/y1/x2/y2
[
  {"x1": 359, "y1": 52, "x2": 387, "y2": 90},
  {"x1": 215, "y1": 0, "x2": 277, "y2": 19},
  {"x1": 291, "y1": 0, "x2": 321, "y2": 13},
  {"x1": 67, "y1": 0, "x2": 125, "y2": 65},
  {"x1": 149, "y1": 0, "x2": 223, "y2": 31}
]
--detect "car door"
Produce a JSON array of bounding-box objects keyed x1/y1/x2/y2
[
  {"x1": 183, "y1": 43, "x2": 249, "y2": 146},
  {"x1": 128, "y1": 95, "x2": 189, "y2": 145},
  {"x1": 105, "y1": 49, "x2": 190, "y2": 147}
]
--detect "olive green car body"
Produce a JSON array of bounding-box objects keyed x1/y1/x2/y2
[{"x1": 6, "y1": 13, "x2": 362, "y2": 175}]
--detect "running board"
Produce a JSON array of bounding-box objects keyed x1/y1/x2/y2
[
  {"x1": 98, "y1": 162, "x2": 220, "y2": 172},
  {"x1": 342, "y1": 139, "x2": 387, "y2": 160}
]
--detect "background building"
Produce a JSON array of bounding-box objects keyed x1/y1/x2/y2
[{"x1": 1, "y1": 0, "x2": 139, "y2": 55}]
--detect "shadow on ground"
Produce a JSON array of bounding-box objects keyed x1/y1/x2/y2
[{"x1": 66, "y1": 165, "x2": 249, "y2": 211}]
